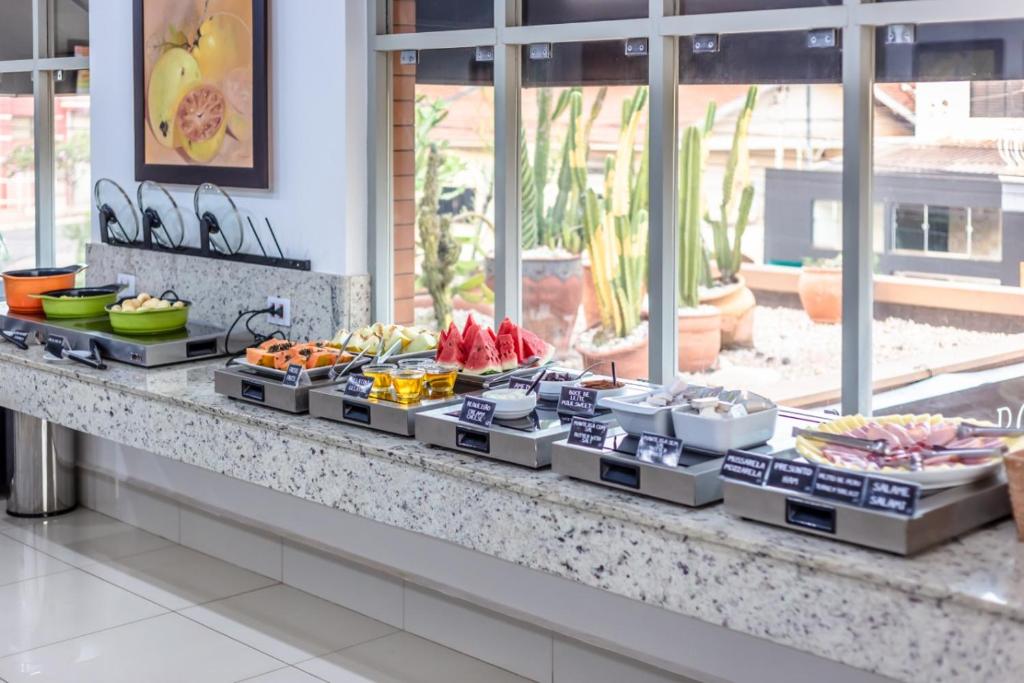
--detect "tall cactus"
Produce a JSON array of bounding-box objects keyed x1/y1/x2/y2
[
  {"x1": 581, "y1": 88, "x2": 649, "y2": 338},
  {"x1": 707, "y1": 86, "x2": 758, "y2": 284},
  {"x1": 418, "y1": 144, "x2": 459, "y2": 328},
  {"x1": 679, "y1": 125, "x2": 703, "y2": 309}
]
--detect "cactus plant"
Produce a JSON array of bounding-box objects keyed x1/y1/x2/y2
[
  {"x1": 706, "y1": 86, "x2": 758, "y2": 284},
  {"x1": 581, "y1": 88, "x2": 649, "y2": 339},
  {"x1": 418, "y1": 144, "x2": 460, "y2": 328},
  {"x1": 679, "y1": 124, "x2": 704, "y2": 310}
]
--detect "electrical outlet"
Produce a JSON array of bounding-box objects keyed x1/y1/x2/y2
[
  {"x1": 116, "y1": 273, "x2": 137, "y2": 298},
  {"x1": 267, "y1": 296, "x2": 291, "y2": 327}
]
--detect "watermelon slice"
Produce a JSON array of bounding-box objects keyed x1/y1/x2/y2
[
  {"x1": 463, "y1": 332, "x2": 503, "y2": 375},
  {"x1": 507, "y1": 325, "x2": 525, "y2": 364},
  {"x1": 496, "y1": 334, "x2": 518, "y2": 371},
  {"x1": 520, "y1": 328, "x2": 546, "y2": 360},
  {"x1": 460, "y1": 315, "x2": 480, "y2": 359},
  {"x1": 485, "y1": 326, "x2": 498, "y2": 345},
  {"x1": 497, "y1": 317, "x2": 515, "y2": 338},
  {"x1": 436, "y1": 324, "x2": 464, "y2": 367}
]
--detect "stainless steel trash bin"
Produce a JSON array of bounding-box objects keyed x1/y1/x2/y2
[{"x1": 4, "y1": 412, "x2": 77, "y2": 518}]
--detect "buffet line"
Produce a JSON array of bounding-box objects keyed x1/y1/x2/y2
[{"x1": 2, "y1": 265, "x2": 1022, "y2": 558}]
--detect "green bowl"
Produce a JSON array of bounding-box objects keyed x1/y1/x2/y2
[
  {"x1": 30, "y1": 286, "x2": 123, "y2": 319},
  {"x1": 106, "y1": 298, "x2": 191, "y2": 335}
]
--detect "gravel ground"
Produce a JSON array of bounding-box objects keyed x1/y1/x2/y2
[{"x1": 691, "y1": 306, "x2": 1024, "y2": 389}]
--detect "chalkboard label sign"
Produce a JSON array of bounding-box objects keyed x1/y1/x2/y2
[
  {"x1": 863, "y1": 477, "x2": 919, "y2": 517},
  {"x1": 10, "y1": 330, "x2": 28, "y2": 344},
  {"x1": 812, "y1": 467, "x2": 867, "y2": 505},
  {"x1": 558, "y1": 386, "x2": 598, "y2": 417},
  {"x1": 720, "y1": 451, "x2": 772, "y2": 486},
  {"x1": 344, "y1": 375, "x2": 374, "y2": 399},
  {"x1": 44, "y1": 334, "x2": 67, "y2": 359},
  {"x1": 568, "y1": 418, "x2": 608, "y2": 450},
  {"x1": 636, "y1": 432, "x2": 684, "y2": 466},
  {"x1": 459, "y1": 397, "x2": 497, "y2": 428},
  {"x1": 508, "y1": 377, "x2": 533, "y2": 392},
  {"x1": 282, "y1": 363, "x2": 305, "y2": 388},
  {"x1": 767, "y1": 459, "x2": 817, "y2": 494}
]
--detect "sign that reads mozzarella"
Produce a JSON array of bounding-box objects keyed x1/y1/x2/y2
[{"x1": 719, "y1": 451, "x2": 773, "y2": 486}]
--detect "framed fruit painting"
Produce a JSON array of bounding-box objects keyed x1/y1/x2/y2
[{"x1": 134, "y1": 0, "x2": 268, "y2": 188}]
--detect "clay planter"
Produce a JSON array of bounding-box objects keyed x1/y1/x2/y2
[
  {"x1": 487, "y1": 253, "x2": 583, "y2": 355},
  {"x1": 576, "y1": 330, "x2": 649, "y2": 380},
  {"x1": 798, "y1": 266, "x2": 842, "y2": 324},
  {"x1": 678, "y1": 306, "x2": 722, "y2": 373},
  {"x1": 581, "y1": 261, "x2": 602, "y2": 330},
  {"x1": 701, "y1": 276, "x2": 756, "y2": 348}
]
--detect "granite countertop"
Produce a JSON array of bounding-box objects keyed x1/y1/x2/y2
[{"x1": 1, "y1": 344, "x2": 1022, "y2": 682}]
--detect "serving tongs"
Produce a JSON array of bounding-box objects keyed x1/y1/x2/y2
[
  {"x1": 956, "y1": 422, "x2": 1024, "y2": 439},
  {"x1": 481, "y1": 355, "x2": 543, "y2": 389},
  {"x1": 792, "y1": 427, "x2": 895, "y2": 456}
]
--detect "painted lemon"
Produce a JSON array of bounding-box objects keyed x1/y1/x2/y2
[
  {"x1": 147, "y1": 47, "x2": 201, "y2": 148},
  {"x1": 174, "y1": 85, "x2": 229, "y2": 163},
  {"x1": 191, "y1": 13, "x2": 252, "y2": 84}
]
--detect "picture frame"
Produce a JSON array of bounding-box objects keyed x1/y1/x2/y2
[{"x1": 133, "y1": 0, "x2": 269, "y2": 189}]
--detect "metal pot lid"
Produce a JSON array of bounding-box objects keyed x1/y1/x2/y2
[
  {"x1": 94, "y1": 179, "x2": 140, "y2": 244},
  {"x1": 137, "y1": 181, "x2": 185, "y2": 249},
  {"x1": 3, "y1": 264, "x2": 85, "y2": 278},
  {"x1": 194, "y1": 182, "x2": 244, "y2": 255}
]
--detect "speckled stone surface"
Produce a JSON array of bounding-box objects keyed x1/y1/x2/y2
[
  {"x1": 85, "y1": 243, "x2": 371, "y2": 339},
  {"x1": 0, "y1": 345, "x2": 1022, "y2": 682}
]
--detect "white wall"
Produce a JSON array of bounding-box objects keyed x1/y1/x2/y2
[{"x1": 88, "y1": 0, "x2": 368, "y2": 276}]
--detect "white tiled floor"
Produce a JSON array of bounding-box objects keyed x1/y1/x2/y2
[{"x1": 0, "y1": 508, "x2": 530, "y2": 683}]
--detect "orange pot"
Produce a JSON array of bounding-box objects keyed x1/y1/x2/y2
[
  {"x1": 576, "y1": 333, "x2": 649, "y2": 381},
  {"x1": 798, "y1": 267, "x2": 842, "y2": 324},
  {"x1": 678, "y1": 306, "x2": 722, "y2": 373},
  {"x1": 2, "y1": 265, "x2": 85, "y2": 314},
  {"x1": 701, "y1": 276, "x2": 756, "y2": 349}
]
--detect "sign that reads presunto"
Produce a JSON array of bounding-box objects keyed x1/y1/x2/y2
[
  {"x1": 558, "y1": 386, "x2": 598, "y2": 417},
  {"x1": 567, "y1": 418, "x2": 608, "y2": 450},
  {"x1": 766, "y1": 459, "x2": 817, "y2": 494},
  {"x1": 719, "y1": 451, "x2": 773, "y2": 486},
  {"x1": 459, "y1": 396, "x2": 497, "y2": 428}
]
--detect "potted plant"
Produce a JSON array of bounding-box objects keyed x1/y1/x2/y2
[
  {"x1": 574, "y1": 88, "x2": 650, "y2": 379},
  {"x1": 700, "y1": 86, "x2": 758, "y2": 348},
  {"x1": 798, "y1": 255, "x2": 842, "y2": 324},
  {"x1": 488, "y1": 87, "x2": 607, "y2": 355},
  {"x1": 678, "y1": 122, "x2": 723, "y2": 373}
]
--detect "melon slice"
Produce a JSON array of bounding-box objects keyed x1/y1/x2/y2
[
  {"x1": 496, "y1": 334, "x2": 518, "y2": 371},
  {"x1": 463, "y1": 333, "x2": 503, "y2": 375}
]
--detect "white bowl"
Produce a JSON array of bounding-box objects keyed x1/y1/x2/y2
[
  {"x1": 670, "y1": 401, "x2": 778, "y2": 454},
  {"x1": 539, "y1": 378, "x2": 579, "y2": 401},
  {"x1": 605, "y1": 393, "x2": 676, "y2": 437},
  {"x1": 482, "y1": 388, "x2": 538, "y2": 420}
]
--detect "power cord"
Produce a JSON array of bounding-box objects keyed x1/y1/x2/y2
[{"x1": 224, "y1": 305, "x2": 287, "y2": 362}]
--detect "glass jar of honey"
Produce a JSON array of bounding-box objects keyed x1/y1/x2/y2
[
  {"x1": 423, "y1": 362, "x2": 459, "y2": 399},
  {"x1": 361, "y1": 364, "x2": 397, "y2": 399},
  {"x1": 390, "y1": 368, "x2": 425, "y2": 404}
]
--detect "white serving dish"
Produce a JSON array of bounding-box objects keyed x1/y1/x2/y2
[
  {"x1": 482, "y1": 388, "x2": 538, "y2": 420},
  {"x1": 670, "y1": 399, "x2": 779, "y2": 454},
  {"x1": 605, "y1": 393, "x2": 676, "y2": 437}
]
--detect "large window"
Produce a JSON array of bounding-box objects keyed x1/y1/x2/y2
[
  {"x1": 0, "y1": 0, "x2": 89, "y2": 286},
  {"x1": 370, "y1": 2, "x2": 1024, "y2": 416}
]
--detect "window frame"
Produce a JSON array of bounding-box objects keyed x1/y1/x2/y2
[
  {"x1": 367, "y1": 0, "x2": 1024, "y2": 414},
  {"x1": 0, "y1": 0, "x2": 89, "y2": 272}
]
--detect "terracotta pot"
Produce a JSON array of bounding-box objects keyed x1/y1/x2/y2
[
  {"x1": 701, "y1": 275, "x2": 756, "y2": 348},
  {"x1": 678, "y1": 306, "x2": 721, "y2": 373},
  {"x1": 1006, "y1": 452, "x2": 1024, "y2": 541},
  {"x1": 487, "y1": 253, "x2": 582, "y2": 355},
  {"x1": 581, "y1": 261, "x2": 601, "y2": 330},
  {"x1": 798, "y1": 267, "x2": 842, "y2": 324},
  {"x1": 576, "y1": 332, "x2": 649, "y2": 380}
]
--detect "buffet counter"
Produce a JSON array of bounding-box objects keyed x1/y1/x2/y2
[{"x1": 1, "y1": 344, "x2": 1021, "y2": 683}]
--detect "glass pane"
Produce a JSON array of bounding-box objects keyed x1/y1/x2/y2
[
  {"x1": 388, "y1": 0, "x2": 493, "y2": 34},
  {"x1": 55, "y1": 88, "x2": 90, "y2": 269},
  {"x1": 52, "y1": 0, "x2": 89, "y2": 58},
  {"x1": 679, "y1": 31, "x2": 844, "y2": 407},
  {"x1": 0, "y1": 1, "x2": 34, "y2": 60},
  {"x1": 522, "y1": 40, "x2": 649, "y2": 379},
  {"x1": 679, "y1": 0, "x2": 839, "y2": 14},
  {"x1": 391, "y1": 48, "x2": 495, "y2": 332},
  {"x1": 0, "y1": 95, "x2": 35, "y2": 279},
  {"x1": 871, "y1": 20, "x2": 1024, "y2": 420},
  {"x1": 523, "y1": 0, "x2": 646, "y2": 26},
  {"x1": 811, "y1": 200, "x2": 883, "y2": 253}
]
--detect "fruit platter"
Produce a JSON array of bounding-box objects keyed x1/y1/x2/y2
[
  {"x1": 434, "y1": 315, "x2": 555, "y2": 383},
  {"x1": 239, "y1": 339, "x2": 352, "y2": 380},
  {"x1": 795, "y1": 414, "x2": 1024, "y2": 489},
  {"x1": 331, "y1": 323, "x2": 438, "y2": 356}
]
